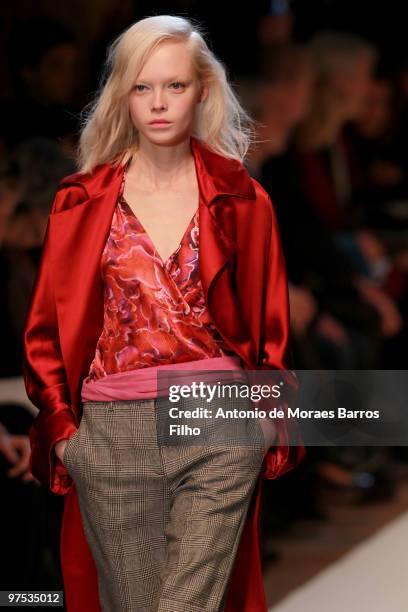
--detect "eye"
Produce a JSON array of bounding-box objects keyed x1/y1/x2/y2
[
  {"x1": 170, "y1": 81, "x2": 186, "y2": 90},
  {"x1": 133, "y1": 84, "x2": 146, "y2": 92}
]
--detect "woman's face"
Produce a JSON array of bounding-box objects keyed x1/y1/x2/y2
[
  {"x1": 332, "y1": 56, "x2": 375, "y2": 121},
  {"x1": 128, "y1": 40, "x2": 207, "y2": 146},
  {"x1": 354, "y1": 79, "x2": 392, "y2": 138}
]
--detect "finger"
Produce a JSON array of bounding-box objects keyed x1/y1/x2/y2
[
  {"x1": 9, "y1": 455, "x2": 31, "y2": 476},
  {"x1": 8, "y1": 463, "x2": 25, "y2": 477},
  {"x1": 13, "y1": 438, "x2": 31, "y2": 463},
  {"x1": 0, "y1": 442, "x2": 20, "y2": 465}
]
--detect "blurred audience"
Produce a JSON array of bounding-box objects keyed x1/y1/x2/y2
[
  {"x1": 243, "y1": 34, "x2": 408, "y2": 563},
  {"x1": 1, "y1": 9, "x2": 407, "y2": 581},
  {"x1": 0, "y1": 139, "x2": 73, "y2": 590},
  {"x1": 0, "y1": 139, "x2": 74, "y2": 375},
  {"x1": 0, "y1": 17, "x2": 81, "y2": 157}
]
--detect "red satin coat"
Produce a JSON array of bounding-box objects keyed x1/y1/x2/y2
[{"x1": 22, "y1": 135, "x2": 306, "y2": 611}]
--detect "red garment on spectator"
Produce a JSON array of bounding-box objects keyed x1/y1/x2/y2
[{"x1": 295, "y1": 131, "x2": 364, "y2": 232}]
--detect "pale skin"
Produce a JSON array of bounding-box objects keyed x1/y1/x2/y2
[{"x1": 55, "y1": 39, "x2": 276, "y2": 464}]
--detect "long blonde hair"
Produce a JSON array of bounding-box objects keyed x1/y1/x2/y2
[
  {"x1": 296, "y1": 31, "x2": 378, "y2": 150},
  {"x1": 78, "y1": 15, "x2": 259, "y2": 173}
]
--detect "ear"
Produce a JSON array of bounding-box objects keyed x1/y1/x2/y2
[{"x1": 197, "y1": 82, "x2": 209, "y2": 104}]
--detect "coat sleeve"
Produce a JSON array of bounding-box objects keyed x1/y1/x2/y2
[
  {"x1": 22, "y1": 186, "x2": 84, "y2": 495},
  {"x1": 253, "y1": 183, "x2": 307, "y2": 480}
]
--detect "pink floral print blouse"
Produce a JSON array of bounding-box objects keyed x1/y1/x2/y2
[{"x1": 85, "y1": 174, "x2": 235, "y2": 381}]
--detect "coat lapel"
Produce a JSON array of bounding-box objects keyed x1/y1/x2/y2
[
  {"x1": 49, "y1": 186, "x2": 120, "y2": 407},
  {"x1": 192, "y1": 135, "x2": 256, "y2": 299},
  {"x1": 49, "y1": 135, "x2": 256, "y2": 408}
]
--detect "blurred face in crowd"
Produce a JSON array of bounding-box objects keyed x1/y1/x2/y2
[
  {"x1": 261, "y1": 63, "x2": 315, "y2": 128},
  {"x1": 354, "y1": 79, "x2": 393, "y2": 138},
  {"x1": 331, "y1": 54, "x2": 375, "y2": 120},
  {"x1": 128, "y1": 40, "x2": 207, "y2": 147},
  {"x1": 285, "y1": 65, "x2": 316, "y2": 124},
  {"x1": 23, "y1": 42, "x2": 79, "y2": 105}
]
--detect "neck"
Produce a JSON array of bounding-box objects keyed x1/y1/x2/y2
[{"x1": 127, "y1": 136, "x2": 195, "y2": 191}]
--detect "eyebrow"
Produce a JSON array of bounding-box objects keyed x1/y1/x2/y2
[{"x1": 134, "y1": 76, "x2": 190, "y2": 83}]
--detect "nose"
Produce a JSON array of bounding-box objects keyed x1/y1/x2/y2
[{"x1": 152, "y1": 87, "x2": 167, "y2": 111}]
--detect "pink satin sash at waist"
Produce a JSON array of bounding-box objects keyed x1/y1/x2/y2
[{"x1": 80, "y1": 355, "x2": 246, "y2": 402}]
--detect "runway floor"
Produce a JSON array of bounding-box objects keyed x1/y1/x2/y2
[{"x1": 264, "y1": 466, "x2": 408, "y2": 612}]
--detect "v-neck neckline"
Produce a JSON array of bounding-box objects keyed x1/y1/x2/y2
[
  {"x1": 120, "y1": 155, "x2": 199, "y2": 268},
  {"x1": 120, "y1": 196, "x2": 198, "y2": 268}
]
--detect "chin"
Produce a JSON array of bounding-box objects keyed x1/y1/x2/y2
[{"x1": 148, "y1": 131, "x2": 190, "y2": 147}]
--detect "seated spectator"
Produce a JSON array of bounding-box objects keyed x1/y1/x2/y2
[
  {"x1": 251, "y1": 42, "x2": 383, "y2": 368},
  {"x1": 0, "y1": 139, "x2": 74, "y2": 591},
  {"x1": 295, "y1": 31, "x2": 378, "y2": 233},
  {"x1": 290, "y1": 31, "x2": 408, "y2": 365},
  {"x1": 347, "y1": 75, "x2": 408, "y2": 210},
  {"x1": 0, "y1": 139, "x2": 74, "y2": 375},
  {"x1": 243, "y1": 42, "x2": 315, "y2": 179}
]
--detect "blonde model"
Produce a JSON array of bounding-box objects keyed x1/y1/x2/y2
[{"x1": 23, "y1": 14, "x2": 305, "y2": 612}]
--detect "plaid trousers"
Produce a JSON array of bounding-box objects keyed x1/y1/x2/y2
[{"x1": 62, "y1": 396, "x2": 267, "y2": 612}]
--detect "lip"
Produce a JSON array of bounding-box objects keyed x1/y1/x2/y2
[{"x1": 149, "y1": 120, "x2": 171, "y2": 125}]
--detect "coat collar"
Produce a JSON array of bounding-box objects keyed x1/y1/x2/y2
[
  {"x1": 60, "y1": 135, "x2": 256, "y2": 206},
  {"x1": 189, "y1": 136, "x2": 256, "y2": 203}
]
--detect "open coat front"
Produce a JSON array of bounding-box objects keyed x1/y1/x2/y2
[{"x1": 22, "y1": 135, "x2": 306, "y2": 611}]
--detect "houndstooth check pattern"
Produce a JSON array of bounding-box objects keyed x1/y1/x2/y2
[{"x1": 63, "y1": 398, "x2": 266, "y2": 612}]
